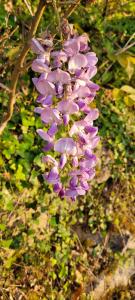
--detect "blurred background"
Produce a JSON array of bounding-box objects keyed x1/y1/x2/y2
[{"x1": 0, "y1": 1, "x2": 135, "y2": 299}]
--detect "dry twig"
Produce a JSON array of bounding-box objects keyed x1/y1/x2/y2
[
  {"x1": 23, "y1": 0, "x2": 34, "y2": 16},
  {"x1": 0, "y1": 0, "x2": 46, "y2": 135},
  {"x1": 0, "y1": 83, "x2": 11, "y2": 92},
  {"x1": 64, "y1": 0, "x2": 80, "y2": 18}
]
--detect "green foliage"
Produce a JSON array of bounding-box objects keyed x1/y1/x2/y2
[{"x1": 0, "y1": 0, "x2": 135, "y2": 299}]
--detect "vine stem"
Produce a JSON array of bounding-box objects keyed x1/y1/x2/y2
[{"x1": 0, "y1": 0, "x2": 46, "y2": 135}]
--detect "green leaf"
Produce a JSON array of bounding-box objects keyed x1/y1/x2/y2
[
  {"x1": 1, "y1": 239, "x2": 12, "y2": 248},
  {"x1": 50, "y1": 216, "x2": 57, "y2": 227},
  {"x1": 15, "y1": 164, "x2": 26, "y2": 181},
  {"x1": 5, "y1": 199, "x2": 14, "y2": 211},
  {"x1": 116, "y1": 53, "x2": 135, "y2": 80},
  {"x1": 59, "y1": 265, "x2": 68, "y2": 279},
  {"x1": 124, "y1": 95, "x2": 135, "y2": 106},
  {"x1": 0, "y1": 224, "x2": 6, "y2": 231},
  {"x1": 4, "y1": 256, "x2": 16, "y2": 269},
  {"x1": 3, "y1": 149, "x2": 11, "y2": 159},
  {"x1": 121, "y1": 85, "x2": 135, "y2": 94},
  {"x1": 102, "y1": 72, "x2": 113, "y2": 84},
  {"x1": 34, "y1": 154, "x2": 43, "y2": 167},
  {"x1": 0, "y1": 155, "x2": 4, "y2": 166},
  {"x1": 112, "y1": 88, "x2": 121, "y2": 101}
]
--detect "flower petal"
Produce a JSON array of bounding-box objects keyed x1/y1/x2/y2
[
  {"x1": 68, "y1": 53, "x2": 87, "y2": 73},
  {"x1": 84, "y1": 126, "x2": 98, "y2": 136},
  {"x1": 59, "y1": 154, "x2": 67, "y2": 169},
  {"x1": 42, "y1": 155, "x2": 58, "y2": 166},
  {"x1": 34, "y1": 107, "x2": 43, "y2": 114},
  {"x1": 57, "y1": 100, "x2": 79, "y2": 114},
  {"x1": 47, "y1": 69, "x2": 71, "y2": 84},
  {"x1": 54, "y1": 138, "x2": 77, "y2": 155},
  {"x1": 32, "y1": 59, "x2": 50, "y2": 73},
  {"x1": 63, "y1": 114, "x2": 70, "y2": 125},
  {"x1": 90, "y1": 136, "x2": 100, "y2": 148},
  {"x1": 53, "y1": 182, "x2": 62, "y2": 193},
  {"x1": 31, "y1": 38, "x2": 45, "y2": 54},
  {"x1": 41, "y1": 107, "x2": 61, "y2": 124},
  {"x1": 79, "y1": 157, "x2": 96, "y2": 169},
  {"x1": 70, "y1": 176, "x2": 78, "y2": 188},
  {"x1": 47, "y1": 123, "x2": 58, "y2": 136},
  {"x1": 79, "y1": 33, "x2": 89, "y2": 51},
  {"x1": 84, "y1": 109, "x2": 99, "y2": 122},
  {"x1": 86, "y1": 52, "x2": 98, "y2": 66},
  {"x1": 35, "y1": 76, "x2": 55, "y2": 96},
  {"x1": 43, "y1": 167, "x2": 59, "y2": 184},
  {"x1": 64, "y1": 38, "x2": 80, "y2": 56},
  {"x1": 37, "y1": 129, "x2": 53, "y2": 142}
]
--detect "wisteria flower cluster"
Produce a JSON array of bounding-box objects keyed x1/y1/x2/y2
[{"x1": 31, "y1": 30, "x2": 100, "y2": 200}]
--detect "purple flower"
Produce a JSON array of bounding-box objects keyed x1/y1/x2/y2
[
  {"x1": 79, "y1": 157, "x2": 96, "y2": 170},
  {"x1": 72, "y1": 156, "x2": 78, "y2": 167},
  {"x1": 84, "y1": 109, "x2": 99, "y2": 122},
  {"x1": 33, "y1": 74, "x2": 56, "y2": 96},
  {"x1": 41, "y1": 107, "x2": 62, "y2": 125},
  {"x1": 57, "y1": 100, "x2": 79, "y2": 114},
  {"x1": 36, "y1": 95, "x2": 53, "y2": 105},
  {"x1": 51, "y1": 50, "x2": 67, "y2": 67},
  {"x1": 42, "y1": 155, "x2": 58, "y2": 166},
  {"x1": 54, "y1": 138, "x2": 77, "y2": 155},
  {"x1": 59, "y1": 154, "x2": 67, "y2": 169},
  {"x1": 68, "y1": 53, "x2": 88, "y2": 73},
  {"x1": 63, "y1": 114, "x2": 70, "y2": 125},
  {"x1": 65, "y1": 186, "x2": 86, "y2": 199},
  {"x1": 64, "y1": 38, "x2": 80, "y2": 56},
  {"x1": 84, "y1": 126, "x2": 98, "y2": 136},
  {"x1": 37, "y1": 129, "x2": 53, "y2": 142},
  {"x1": 43, "y1": 167, "x2": 59, "y2": 184},
  {"x1": 32, "y1": 59, "x2": 50, "y2": 73},
  {"x1": 85, "y1": 52, "x2": 98, "y2": 66},
  {"x1": 70, "y1": 176, "x2": 78, "y2": 187},
  {"x1": 32, "y1": 30, "x2": 100, "y2": 200},
  {"x1": 31, "y1": 38, "x2": 45, "y2": 54},
  {"x1": 64, "y1": 34, "x2": 89, "y2": 56},
  {"x1": 47, "y1": 69, "x2": 71, "y2": 84},
  {"x1": 53, "y1": 182, "x2": 62, "y2": 193},
  {"x1": 47, "y1": 123, "x2": 58, "y2": 137},
  {"x1": 79, "y1": 34, "x2": 89, "y2": 51},
  {"x1": 69, "y1": 120, "x2": 87, "y2": 136}
]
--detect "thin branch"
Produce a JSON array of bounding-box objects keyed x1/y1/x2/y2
[
  {"x1": 53, "y1": 0, "x2": 62, "y2": 40},
  {"x1": 0, "y1": 0, "x2": 46, "y2": 135},
  {"x1": 44, "y1": 0, "x2": 81, "y2": 38},
  {"x1": 0, "y1": 25, "x2": 19, "y2": 43},
  {"x1": 102, "y1": 0, "x2": 109, "y2": 18},
  {"x1": 0, "y1": 83, "x2": 11, "y2": 92},
  {"x1": 64, "y1": 0, "x2": 80, "y2": 18},
  {"x1": 20, "y1": 60, "x2": 32, "y2": 72},
  {"x1": 23, "y1": 0, "x2": 34, "y2": 16},
  {"x1": 124, "y1": 32, "x2": 135, "y2": 48},
  {"x1": 115, "y1": 41, "x2": 135, "y2": 56}
]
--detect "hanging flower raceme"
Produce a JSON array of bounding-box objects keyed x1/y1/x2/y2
[{"x1": 31, "y1": 29, "x2": 100, "y2": 201}]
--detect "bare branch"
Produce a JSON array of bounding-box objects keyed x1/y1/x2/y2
[
  {"x1": 23, "y1": 0, "x2": 34, "y2": 16},
  {"x1": 0, "y1": 83, "x2": 11, "y2": 92},
  {"x1": 64, "y1": 0, "x2": 80, "y2": 18},
  {"x1": 0, "y1": 0, "x2": 46, "y2": 135},
  {"x1": 115, "y1": 41, "x2": 135, "y2": 56}
]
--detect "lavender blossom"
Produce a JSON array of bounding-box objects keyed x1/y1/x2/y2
[{"x1": 32, "y1": 29, "x2": 100, "y2": 200}]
